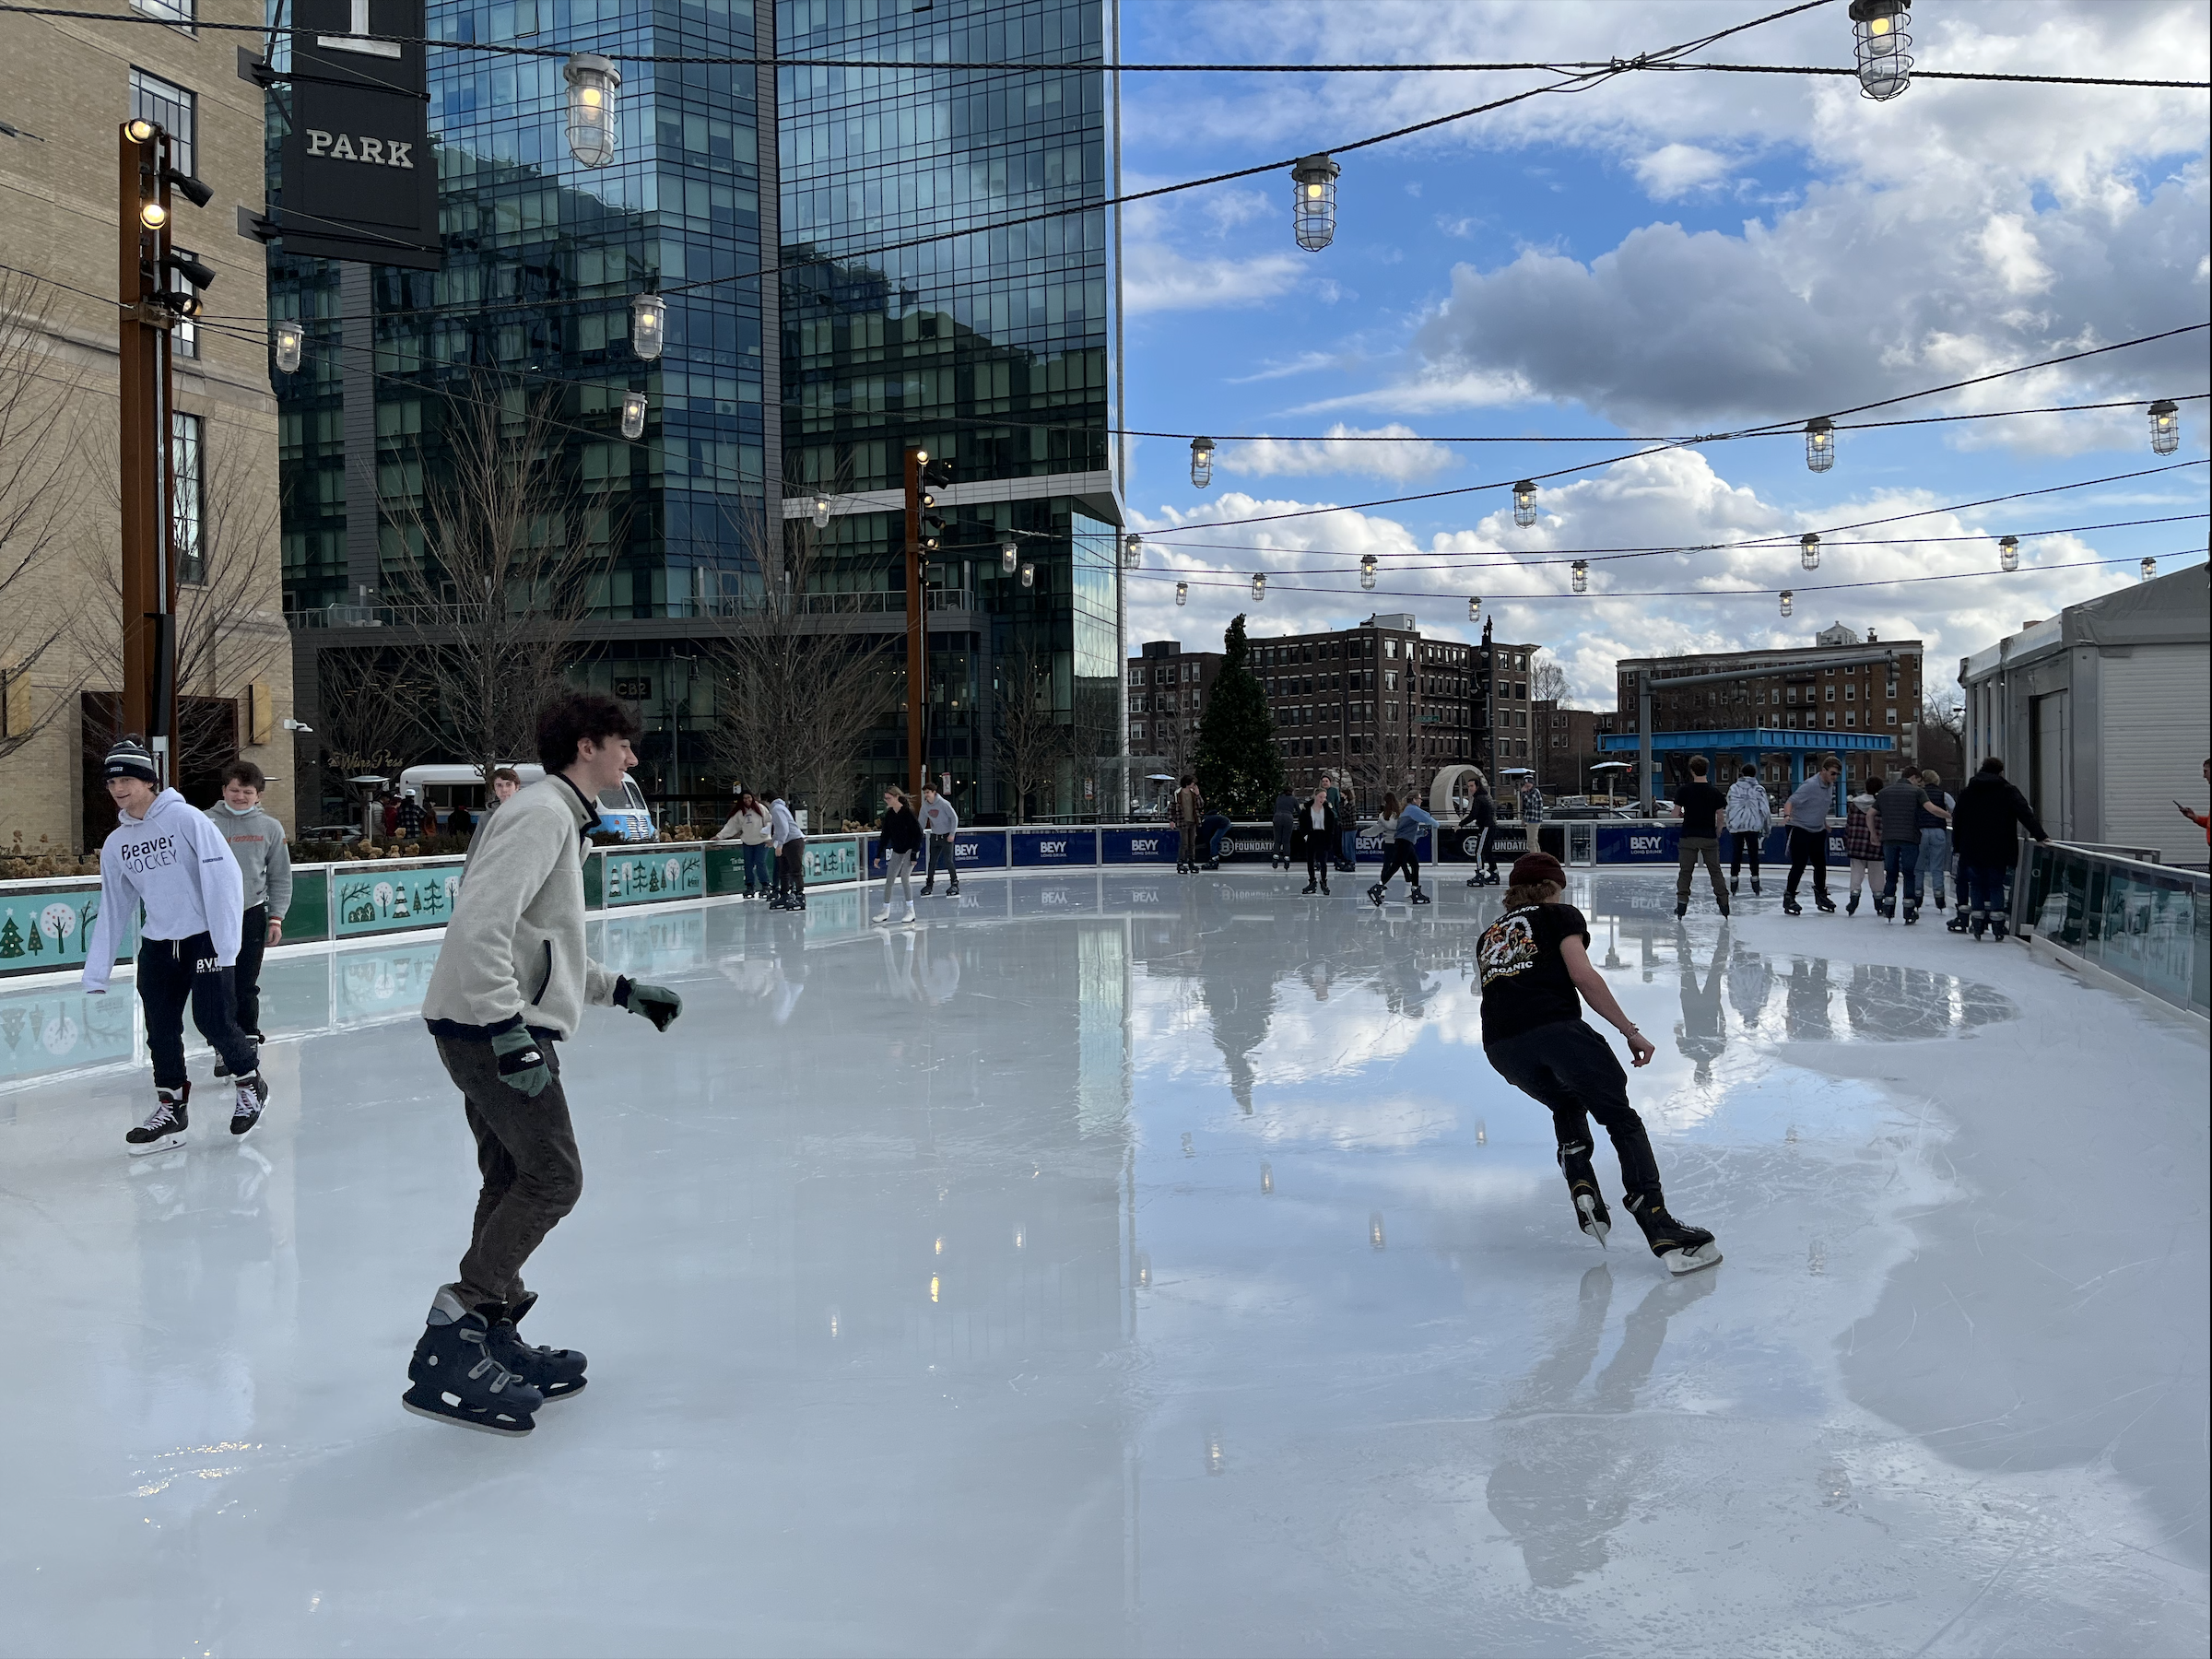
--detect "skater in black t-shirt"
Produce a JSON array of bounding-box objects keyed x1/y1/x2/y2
[{"x1": 1476, "y1": 853, "x2": 1721, "y2": 1274}]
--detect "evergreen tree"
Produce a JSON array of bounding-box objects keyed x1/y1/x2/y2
[
  {"x1": 0, "y1": 915, "x2": 21, "y2": 959},
  {"x1": 1194, "y1": 614, "x2": 1283, "y2": 816}
]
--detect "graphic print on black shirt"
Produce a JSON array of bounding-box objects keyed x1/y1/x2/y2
[{"x1": 1477, "y1": 902, "x2": 1592, "y2": 1044}]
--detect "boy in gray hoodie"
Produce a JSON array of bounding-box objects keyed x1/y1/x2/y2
[
  {"x1": 205, "y1": 759, "x2": 293, "y2": 1068},
  {"x1": 82, "y1": 736, "x2": 268, "y2": 1151}
]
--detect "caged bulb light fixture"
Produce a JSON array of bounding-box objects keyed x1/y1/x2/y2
[
  {"x1": 1000, "y1": 539, "x2": 1018, "y2": 574},
  {"x1": 1467, "y1": 595, "x2": 1481, "y2": 622},
  {"x1": 1999, "y1": 535, "x2": 2019, "y2": 572},
  {"x1": 1780, "y1": 589, "x2": 1794, "y2": 618},
  {"x1": 1571, "y1": 559, "x2": 1589, "y2": 594},
  {"x1": 630, "y1": 290, "x2": 665, "y2": 361},
  {"x1": 563, "y1": 53, "x2": 622, "y2": 167},
  {"x1": 619, "y1": 392, "x2": 647, "y2": 441},
  {"x1": 1251, "y1": 571, "x2": 1266, "y2": 602},
  {"x1": 1020, "y1": 560, "x2": 1036, "y2": 589},
  {"x1": 2141, "y1": 557, "x2": 2157, "y2": 582},
  {"x1": 812, "y1": 493, "x2": 831, "y2": 529},
  {"x1": 2148, "y1": 399, "x2": 2180, "y2": 455},
  {"x1": 1512, "y1": 480, "x2": 1537, "y2": 527},
  {"x1": 1290, "y1": 154, "x2": 1341, "y2": 252},
  {"x1": 1123, "y1": 534, "x2": 1143, "y2": 570},
  {"x1": 271, "y1": 321, "x2": 303, "y2": 374},
  {"x1": 1190, "y1": 437, "x2": 1215, "y2": 488},
  {"x1": 1359, "y1": 554, "x2": 1377, "y2": 591},
  {"x1": 1175, "y1": 582, "x2": 1188, "y2": 606},
  {"x1": 1849, "y1": 1, "x2": 1912, "y2": 102},
  {"x1": 1800, "y1": 532, "x2": 1820, "y2": 571},
  {"x1": 1804, "y1": 418, "x2": 1836, "y2": 473}
]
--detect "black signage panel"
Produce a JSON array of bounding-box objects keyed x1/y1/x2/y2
[{"x1": 277, "y1": 0, "x2": 441, "y2": 268}]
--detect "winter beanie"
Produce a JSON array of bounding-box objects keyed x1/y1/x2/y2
[{"x1": 102, "y1": 735, "x2": 159, "y2": 785}]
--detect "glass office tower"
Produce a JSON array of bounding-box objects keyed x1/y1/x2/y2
[{"x1": 778, "y1": 0, "x2": 1122, "y2": 819}]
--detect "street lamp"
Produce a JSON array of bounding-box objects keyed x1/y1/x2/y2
[
  {"x1": 1512, "y1": 480, "x2": 1537, "y2": 527},
  {"x1": 2148, "y1": 399, "x2": 2180, "y2": 455},
  {"x1": 812, "y1": 493, "x2": 831, "y2": 529},
  {"x1": 1190, "y1": 437, "x2": 1215, "y2": 488},
  {"x1": 271, "y1": 321, "x2": 303, "y2": 374},
  {"x1": 1998, "y1": 535, "x2": 2019, "y2": 571},
  {"x1": 563, "y1": 53, "x2": 622, "y2": 167},
  {"x1": 630, "y1": 290, "x2": 665, "y2": 361},
  {"x1": 1176, "y1": 582, "x2": 1188, "y2": 606},
  {"x1": 1849, "y1": 1, "x2": 1913, "y2": 101},
  {"x1": 2141, "y1": 556, "x2": 2157, "y2": 582},
  {"x1": 1800, "y1": 532, "x2": 1820, "y2": 571},
  {"x1": 1571, "y1": 559, "x2": 1588, "y2": 594},
  {"x1": 1290, "y1": 154, "x2": 1340, "y2": 252},
  {"x1": 1780, "y1": 589, "x2": 1794, "y2": 617},
  {"x1": 1001, "y1": 539, "x2": 1018, "y2": 574},
  {"x1": 1804, "y1": 417, "x2": 1835, "y2": 473},
  {"x1": 1359, "y1": 554, "x2": 1377, "y2": 590},
  {"x1": 1251, "y1": 571, "x2": 1266, "y2": 602},
  {"x1": 1123, "y1": 534, "x2": 1143, "y2": 569},
  {"x1": 620, "y1": 391, "x2": 647, "y2": 441},
  {"x1": 1467, "y1": 595, "x2": 1480, "y2": 622}
]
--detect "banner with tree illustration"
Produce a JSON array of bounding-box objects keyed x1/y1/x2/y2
[{"x1": 0, "y1": 882, "x2": 136, "y2": 979}]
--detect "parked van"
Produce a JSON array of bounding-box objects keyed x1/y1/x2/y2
[{"x1": 396, "y1": 763, "x2": 657, "y2": 840}]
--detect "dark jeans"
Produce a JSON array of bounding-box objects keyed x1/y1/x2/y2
[
  {"x1": 1964, "y1": 861, "x2": 2010, "y2": 920},
  {"x1": 1676, "y1": 836, "x2": 1724, "y2": 904},
  {"x1": 232, "y1": 903, "x2": 269, "y2": 1038},
  {"x1": 1880, "y1": 841, "x2": 1922, "y2": 907},
  {"x1": 1727, "y1": 830, "x2": 1763, "y2": 878},
  {"x1": 740, "y1": 842, "x2": 773, "y2": 893},
  {"x1": 1304, "y1": 844, "x2": 1332, "y2": 884},
  {"x1": 1784, "y1": 826, "x2": 1830, "y2": 900},
  {"x1": 1484, "y1": 1019, "x2": 1663, "y2": 1205},
  {"x1": 1339, "y1": 828, "x2": 1357, "y2": 867},
  {"x1": 1177, "y1": 824, "x2": 1200, "y2": 868},
  {"x1": 137, "y1": 932, "x2": 258, "y2": 1088},
  {"x1": 922, "y1": 832, "x2": 959, "y2": 888},
  {"x1": 436, "y1": 1033, "x2": 582, "y2": 1310},
  {"x1": 1379, "y1": 839, "x2": 1421, "y2": 888},
  {"x1": 776, "y1": 841, "x2": 806, "y2": 898},
  {"x1": 1273, "y1": 824, "x2": 1294, "y2": 865}
]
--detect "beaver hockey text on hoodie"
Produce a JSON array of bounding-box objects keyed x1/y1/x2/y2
[{"x1": 81, "y1": 788, "x2": 245, "y2": 993}]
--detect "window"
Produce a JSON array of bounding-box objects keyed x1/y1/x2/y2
[
  {"x1": 1825, "y1": 712, "x2": 1836, "y2": 728},
  {"x1": 1825, "y1": 686, "x2": 1835, "y2": 702},
  {"x1": 169, "y1": 247, "x2": 199, "y2": 359},
  {"x1": 1131, "y1": 694, "x2": 1146, "y2": 713},
  {"x1": 1129, "y1": 723, "x2": 1145, "y2": 743},
  {"x1": 129, "y1": 68, "x2": 195, "y2": 177},
  {"x1": 171, "y1": 409, "x2": 205, "y2": 585},
  {"x1": 1886, "y1": 709, "x2": 1899, "y2": 726},
  {"x1": 1385, "y1": 639, "x2": 1397, "y2": 658},
  {"x1": 1383, "y1": 670, "x2": 1397, "y2": 691},
  {"x1": 1845, "y1": 711, "x2": 1856, "y2": 727},
  {"x1": 1845, "y1": 685, "x2": 1855, "y2": 700},
  {"x1": 132, "y1": 0, "x2": 194, "y2": 30}
]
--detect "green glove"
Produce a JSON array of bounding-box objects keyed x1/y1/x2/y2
[
  {"x1": 620, "y1": 980, "x2": 683, "y2": 1032},
  {"x1": 490, "y1": 1027, "x2": 550, "y2": 1097}
]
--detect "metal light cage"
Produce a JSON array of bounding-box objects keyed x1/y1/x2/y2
[
  {"x1": 630, "y1": 291, "x2": 665, "y2": 361},
  {"x1": 1780, "y1": 589, "x2": 1794, "y2": 618},
  {"x1": 1020, "y1": 561, "x2": 1036, "y2": 588},
  {"x1": 2148, "y1": 399, "x2": 2181, "y2": 455},
  {"x1": 1190, "y1": 437, "x2": 1216, "y2": 488},
  {"x1": 1849, "y1": 1, "x2": 1912, "y2": 102},
  {"x1": 1290, "y1": 154, "x2": 1341, "y2": 253},
  {"x1": 1123, "y1": 534, "x2": 1143, "y2": 570},
  {"x1": 271, "y1": 321, "x2": 303, "y2": 374},
  {"x1": 1467, "y1": 595, "x2": 1481, "y2": 622},
  {"x1": 1001, "y1": 539, "x2": 1018, "y2": 573},
  {"x1": 2140, "y1": 557, "x2": 2157, "y2": 582},
  {"x1": 1571, "y1": 559, "x2": 1589, "y2": 594},
  {"x1": 619, "y1": 392, "x2": 647, "y2": 441},
  {"x1": 1251, "y1": 572, "x2": 1266, "y2": 602},
  {"x1": 1175, "y1": 582, "x2": 1188, "y2": 606},
  {"x1": 1359, "y1": 555, "x2": 1377, "y2": 591},
  {"x1": 1805, "y1": 417, "x2": 1836, "y2": 473},
  {"x1": 1512, "y1": 480, "x2": 1537, "y2": 527},
  {"x1": 1800, "y1": 532, "x2": 1820, "y2": 571},
  {"x1": 563, "y1": 53, "x2": 622, "y2": 167},
  {"x1": 1999, "y1": 535, "x2": 2019, "y2": 572}
]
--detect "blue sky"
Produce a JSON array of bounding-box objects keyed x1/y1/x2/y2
[{"x1": 1107, "y1": 0, "x2": 2210, "y2": 705}]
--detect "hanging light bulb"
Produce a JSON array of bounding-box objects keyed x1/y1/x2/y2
[
  {"x1": 1175, "y1": 582, "x2": 1188, "y2": 606},
  {"x1": 1189, "y1": 437, "x2": 1215, "y2": 488},
  {"x1": 1000, "y1": 539, "x2": 1018, "y2": 574},
  {"x1": 812, "y1": 493, "x2": 831, "y2": 529},
  {"x1": 271, "y1": 321, "x2": 303, "y2": 374},
  {"x1": 1251, "y1": 572, "x2": 1266, "y2": 602},
  {"x1": 2140, "y1": 556, "x2": 2157, "y2": 582},
  {"x1": 1467, "y1": 595, "x2": 1480, "y2": 622},
  {"x1": 1800, "y1": 532, "x2": 1820, "y2": 571},
  {"x1": 1123, "y1": 534, "x2": 1143, "y2": 570},
  {"x1": 1359, "y1": 554, "x2": 1377, "y2": 591},
  {"x1": 619, "y1": 392, "x2": 647, "y2": 441},
  {"x1": 1571, "y1": 559, "x2": 1589, "y2": 594},
  {"x1": 563, "y1": 53, "x2": 622, "y2": 167},
  {"x1": 1289, "y1": 154, "x2": 1340, "y2": 252},
  {"x1": 1512, "y1": 480, "x2": 1537, "y2": 528},
  {"x1": 1804, "y1": 418, "x2": 1836, "y2": 473},
  {"x1": 2148, "y1": 399, "x2": 2180, "y2": 455},
  {"x1": 630, "y1": 291, "x2": 665, "y2": 361},
  {"x1": 1020, "y1": 560, "x2": 1036, "y2": 588},
  {"x1": 1998, "y1": 535, "x2": 2019, "y2": 572},
  {"x1": 1849, "y1": 1, "x2": 1913, "y2": 101},
  {"x1": 1780, "y1": 589, "x2": 1794, "y2": 618}
]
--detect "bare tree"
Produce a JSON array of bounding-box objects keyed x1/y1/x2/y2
[
  {"x1": 311, "y1": 646, "x2": 431, "y2": 822},
  {"x1": 1350, "y1": 712, "x2": 1418, "y2": 812},
  {"x1": 0, "y1": 268, "x2": 97, "y2": 759},
  {"x1": 1529, "y1": 650, "x2": 1570, "y2": 707},
  {"x1": 382, "y1": 382, "x2": 614, "y2": 782},
  {"x1": 700, "y1": 494, "x2": 898, "y2": 827},
  {"x1": 995, "y1": 638, "x2": 1071, "y2": 818}
]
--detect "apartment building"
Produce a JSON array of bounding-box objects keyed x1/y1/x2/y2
[
  {"x1": 1535, "y1": 701, "x2": 1607, "y2": 796},
  {"x1": 1126, "y1": 640, "x2": 1223, "y2": 780}
]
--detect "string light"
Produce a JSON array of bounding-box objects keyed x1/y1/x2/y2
[
  {"x1": 629, "y1": 291, "x2": 665, "y2": 360},
  {"x1": 1001, "y1": 539, "x2": 1017, "y2": 573},
  {"x1": 1251, "y1": 571, "x2": 1266, "y2": 601},
  {"x1": 1190, "y1": 437, "x2": 1215, "y2": 488},
  {"x1": 1850, "y1": 0, "x2": 1913, "y2": 101},
  {"x1": 271, "y1": 322, "x2": 303, "y2": 374},
  {"x1": 1175, "y1": 582, "x2": 1188, "y2": 606},
  {"x1": 1467, "y1": 595, "x2": 1480, "y2": 621},
  {"x1": 1780, "y1": 588, "x2": 1794, "y2": 617},
  {"x1": 1800, "y1": 532, "x2": 1820, "y2": 571},
  {"x1": 1512, "y1": 480, "x2": 1537, "y2": 527},
  {"x1": 1805, "y1": 418, "x2": 1835, "y2": 473},
  {"x1": 2140, "y1": 556, "x2": 2157, "y2": 582},
  {"x1": 1571, "y1": 559, "x2": 1588, "y2": 594},
  {"x1": 1123, "y1": 534, "x2": 1143, "y2": 569},
  {"x1": 1998, "y1": 535, "x2": 2019, "y2": 571},
  {"x1": 1359, "y1": 554, "x2": 1377, "y2": 590},
  {"x1": 563, "y1": 53, "x2": 621, "y2": 166},
  {"x1": 1290, "y1": 154, "x2": 1340, "y2": 252},
  {"x1": 2148, "y1": 399, "x2": 2180, "y2": 455},
  {"x1": 619, "y1": 392, "x2": 646, "y2": 441},
  {"x1": 1020, "y1": 560, "x2": 1035, "y2": 588},
  {"x1": 812, "y1": 494, "x2": 831, "y2": 529}
]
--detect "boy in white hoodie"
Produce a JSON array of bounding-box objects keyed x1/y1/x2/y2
[{"x1": 81, "y1": 736, "x2": 269, "y2": 1152}]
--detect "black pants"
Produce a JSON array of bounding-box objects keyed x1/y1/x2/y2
[
  {"x1": 1379, "y1": 838, "x2": 1421, "y2": 889},
  {"x1": 776, "y1": 841, "x2": 806, "y2": 899},
  {"x1": 1728, "y1": 830, "x2": 1762, "y2": 879},
  {"x1": 435, "y1": 1034, "x2": 581, "y2": 1310},
  {"x1": 1783, "y1": 826, "x2": 1830, "y2": 900},
  {"x1": 1273, "y1": 824, "x2": 1293, "y2": 865},
  {"x1": 1304, "y1": 844, "x2": 1331, "y2": 885},
  {"x1": 1484, "y1": 1019, "x2": 1663, "y2": 1204},
  {"x1": 231, "y1": 903, "x2": 269, "y2": 1038},
  {"x1": 137, "y1": 932, "x2": 258, "y2": 1088}
]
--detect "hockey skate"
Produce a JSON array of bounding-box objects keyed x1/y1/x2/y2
[
  {"x1": 1990, "y1": 914, "x2": 2008, "y2": 942},
  {"x1": 1300, "y1": 879, "x2": 1317, "y2": 895},
  {"x1": 1557, "y1": 1141, "x2": 1610, "y2": 1248},
  {"x1": 477, "y1": 1291, "x2": 587, "y2": 1402},
  {"x1": 1782, "y1": 896, "x2": 1803, "y2": 916},
  {"x1": 1750, "y1": 878, "x2": 1762, "y2": 896},
  {"x1": 1367, "y1": 883, "x2": 1386, "y2": 908},
  {"x1": 1969, "y1": 913, "x2": 1988, "y2": 939},
  {"x1": 230, "y1": 1071, "x2": 269, "y2": 1136},
  {"x1": 1903, "y1": 902, "x2": 1920, "y2": 926},
  {"x1": 1409, "y1": 887, "x2": 1431, "y2": 905},
  {"x1": 403, "y1": 1287, "x2": 544, "y2": 1436},
  {"x1": 1626, "y1": 1194, "x2": 1722, "y2": 1275},
  {"x1": 126, "y1": 1085, "x2": 190, "y2": 1155},
  {"x1": 1845, "y1": 892, "x2": 1860, "y2": 915},
  {"x1": 1947, "y1": 910, "x2": 1971, "y2": 934},
  {"x1": 1813, "y1": 893, "x2": 1838, "y2": 913}
]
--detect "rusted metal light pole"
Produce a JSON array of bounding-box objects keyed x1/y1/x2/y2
[
  {"x1": 902, "y1": 445, "x2": 951, "y2": 799},
  {"x1": 119, "y1": 117, "x2": 178, "y2": 782}
]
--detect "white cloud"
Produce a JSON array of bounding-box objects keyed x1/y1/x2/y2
[
  {"x1": 1219, "y1": 423, "x2": 1456, "y2": 483},
  {"x1": 1123, "y1": 242, "x2": 1307, "y2": 313},
  {"x1": 1632, "y1": 143, "x2": 1735, "y2": 199}
]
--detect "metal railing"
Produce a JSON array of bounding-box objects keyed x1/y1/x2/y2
[{"x1": 2015, "y1": 840, "x2": 2208, "y2": 1019}]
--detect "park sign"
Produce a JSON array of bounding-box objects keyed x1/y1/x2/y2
[{"x1": 273, "y1": 0, "x2": 441, "y2": 269}]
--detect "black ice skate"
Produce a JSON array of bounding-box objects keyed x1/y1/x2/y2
[
  {"x1": 478, "y1": 1291, "x2": 588, "y2": 1402},
  {"x1": 1814, "y1": 894, "x2": 1838, "y2": 913},
  {"x1": 1989, "y1": 914, "x2": 2008, "y2": 942},
  {"x1": 1903, "y1": 903, "x2": 1920, "y2": 925},
  {"x1": 1301, "y1": 879, "x2": 1317, "y2": 895},
  {"x1": 1557, "y1": 1142, "x2": 1610, "y2": 1247},
  {"x1": 230, "y1": 1071, "x2": 269, "y2": 1136},
  {"x1": 1368, "y1": 883, "x2": 1386, "y2": 907},
  {"x1": 126, "y1": 1085, "x2": 190, "y2": 1155},
  {"x1": 1947, "y1": 911, "x2": 1971, "y2": 934},
  {"x1": 1845, "y1": 892, "x2": 1860, "y2": 915},
  {"x1": 1782, "y1": 896, "x2": 1804, "y2": 916},
  {"x1": 1625, "y1": 1194, "x2": 1723, "y2": 1275},
  {"x1": 1409, "y1": 887, "x2": 1431, "y2": 905},
  {"x1": 403, "y1": 1287, "x2": 544, "y2": 1436}
]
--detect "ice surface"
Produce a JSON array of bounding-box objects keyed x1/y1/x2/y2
[{"x1": 1, "y1": 870, "x2": 2206, "y2": 1657}]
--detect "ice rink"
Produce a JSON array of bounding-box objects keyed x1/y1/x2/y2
[{"x1": 2, "y1": 867, "x2": 2206, "y2": 1657}]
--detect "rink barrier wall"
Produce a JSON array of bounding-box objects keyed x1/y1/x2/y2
[
  {"x1": 2014, "y1": 840, "x2": 2209, "y2": 1020},
  {"x1": 0, "y1": 821, "x2": 1856, "y2": 982}
]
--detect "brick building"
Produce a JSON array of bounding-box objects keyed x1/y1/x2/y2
[
  {"x1": 1535, "y1": 702, "x2": 1607, "y2": 796},
  {"x1": 1126, "y1": 641, "x2": 1223, "y2": 783}
]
